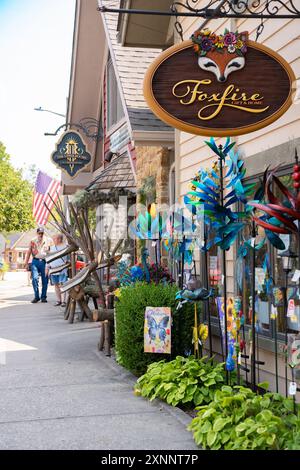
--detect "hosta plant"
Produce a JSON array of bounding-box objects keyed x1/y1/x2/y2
[
  {"x1": 188, "y1": 385, "x2": 300, "y2": 450},
  {"x1": 134, "y1": 356, "x2": 228, "y2": 407}
]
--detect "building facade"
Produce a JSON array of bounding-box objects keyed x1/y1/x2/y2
[
  {"x1": 116, "y1": 0, "x2": 300, "y2": 395},
  {"x1": 63, "y1": 0, "x2": 174, "y2": 259}
]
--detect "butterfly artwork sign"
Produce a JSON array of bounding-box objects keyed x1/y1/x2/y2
[{"x1": 144, "y1": 307, "x2": 171, "y2": 354}]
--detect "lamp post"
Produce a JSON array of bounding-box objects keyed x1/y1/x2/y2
[
  {"x1": 34, "y1": 107, "x2": 66, "y2": 118},
  {"x1": 279, "y1": 246, "x2": 297, "y2": 397}
]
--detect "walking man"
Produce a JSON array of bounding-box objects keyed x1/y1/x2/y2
[{"x1": 25, "y1": 227, "x2": 51, "y2": 303}]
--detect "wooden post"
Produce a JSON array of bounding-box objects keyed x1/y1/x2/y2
[
  {"x1": 104, "y1": 320, "x2": 111, "y2": 356},
  {"x1": 98, "y1": 322, "x2": 105, "y2": 351},
  {"x1": 68, "y1": 252, "x2": 77, "y2": 324}
]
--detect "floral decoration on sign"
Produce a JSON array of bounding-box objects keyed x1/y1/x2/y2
[{"x1": 191, "y1": 28, "x2": 248, "y2": 56}]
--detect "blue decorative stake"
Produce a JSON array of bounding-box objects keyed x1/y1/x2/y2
[{"x1": 226, "y1": 344, "x2": 235, "y2": 373}]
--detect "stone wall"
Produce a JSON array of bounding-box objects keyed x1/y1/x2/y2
[
  {"x1": 135, "y1": 146, "x2": 171, "y2": 206},
  {"x1": 135, "y1": 146, "x2": 172, "y2": 264}
]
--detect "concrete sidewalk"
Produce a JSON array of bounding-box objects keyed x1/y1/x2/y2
[{"x1": 0, "y1": 272, "x2": 197, "y2": 450}]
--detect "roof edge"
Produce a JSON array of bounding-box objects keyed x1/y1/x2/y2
[{"x1": 132, "y1": 130, "x2": 174, "y2": 147}]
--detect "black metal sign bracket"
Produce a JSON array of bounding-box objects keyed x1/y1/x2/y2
[{"x1": 98, "y1": 1, "x2": 300, "y2": 20}]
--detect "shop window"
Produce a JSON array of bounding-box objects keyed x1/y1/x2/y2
[
  {"x1": 18, "y1": 252, "x2": 25, "y2": 261},
  {"x1": 238, "y1": 167, "x2": 300, "y2": 340},
  {"x1": 273, "y1": 173, "x2": 300, "y2": 334},
  {"x1": 241, "y1": 195, "x2": 270, "y2": 335},
  {"x1": 107, "y1": 58, "x2": 124, "y2": 131}
]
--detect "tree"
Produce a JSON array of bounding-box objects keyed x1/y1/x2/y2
[
  {"x1": 0, "y1": 142, "x2": 34, "y2": 233},
  {"x1": 22, "y1": 163, "x2": 39, "y2": 185}
]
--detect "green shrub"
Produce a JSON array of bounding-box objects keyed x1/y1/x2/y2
[
  {"x1": 188, "y1": 385, "x2": 300, "y2": 450},
  {"x1": 115, "y1": 282, "x2": 195, "y2": 375},
  {"x1": 135, "y1": 356, "x2": 226, "y2": 407}
]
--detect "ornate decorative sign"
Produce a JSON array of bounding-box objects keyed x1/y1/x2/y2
[
  {"x1": 144, "y1": 29, "x2": 296, "y2": 137},
  {"x1": 144, "y1": 307, "x2": 171, "y2": 354},
  {"x1": 51, "y1": 131, "x2": 92, "y2": 178}
]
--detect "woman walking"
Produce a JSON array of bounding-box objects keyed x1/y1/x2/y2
[{"x1": 46, "y1": 234, "x2": 68, "y2": 307}]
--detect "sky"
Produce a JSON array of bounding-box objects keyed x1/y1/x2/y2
[{"x1": 0, "y1": 0, "x2": 76, "y2": 178}]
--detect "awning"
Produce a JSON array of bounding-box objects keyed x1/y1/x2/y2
[{"x1": 86, "y1": 153, "x2": 136, "y2": 192}]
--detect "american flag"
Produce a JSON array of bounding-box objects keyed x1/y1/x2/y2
[{"x1": 33, "y1": 171, "x2": 61, "y2": 226}]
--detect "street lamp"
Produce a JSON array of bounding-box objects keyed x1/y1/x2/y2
[
  {"x1": 34, "y1": 106, "x2": 66, "y2": 118},
  {"x1": 279, "y1": 246, "x2": 297, "y2": 397},
  {"x1": 280, "y1": 248, "x2": 297, "y2": 272}
]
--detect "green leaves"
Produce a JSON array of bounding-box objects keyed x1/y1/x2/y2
[
  {"x1": 213, "y1": 417, "x2": 229, "y2": 432},
  {"x1": 188, "y1": 386, "x2": 300, "y2": 450},
  {"x1": 0, "y1": 142, "x2": 34, "y2": 232},
  {"x1": 258, "y1": 381, "x2": 269, "y2": 391},
  {"x1": 115, "y1": 283, "x2": 194, "y2": 375},
  {"x1": 207, "y1": 430, "x2": 217, "y2": 447},
  {"x1": 134, "y1": 356, "x2": 229, "y2": 408}
]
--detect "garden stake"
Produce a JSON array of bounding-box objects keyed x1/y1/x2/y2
[
  {"x1": 218, "y1": 145, "x2": 229, "y2": 383},
  {"x1": 291, "y1": 365, "x2": 297, "y2": 414},
  {"x1": 242, "y1": 324, "x2": 249, "y2": 383},
  {"x1": 203, "y1": 225, "x2": 213, "y2": 357},
  {"x1": 251, "y1": 220, "x2": 257, "y2": 391},
  {"x1": 193, "y1": 303, "x2": 200, "y2": 358},
  {"x1": 180, "y1": 210, "x2": 185, "y2": 290},
  {"x1": 273, "y1": 312, "x2": 279, "y2": 393},
  {"x1": 154, "y1": 240, "x2": 159, "y2": 283},
  {"x1": 283, "y1": 272, "x2": 289, "y2": 397},
  {"x1": 256, "y1": 331, "x2": 261, "y2": 384},
  {"x1": 241, "y1": 256, "x2": 249, "y2": 384}
]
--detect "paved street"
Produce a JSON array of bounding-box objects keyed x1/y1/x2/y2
[{"x1": 0, "y1": 272, "x2": 196, "y2": 450}]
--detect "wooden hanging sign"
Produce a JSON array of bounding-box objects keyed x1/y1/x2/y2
[{"x1": 144, "y1": 29, "x2": 296, "y2": 137}]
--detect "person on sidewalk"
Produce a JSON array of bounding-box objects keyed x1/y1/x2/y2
[
  {"x1": 25, "y1": 227, "x2": 51, "y2": 303},
  {"x1": 46, "y1": 234, "x2": 68, "y2": 307}
]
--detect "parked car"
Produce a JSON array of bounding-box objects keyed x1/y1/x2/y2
[{"x1": 75, "y1": 252, "x2": 87, "y2": 272}]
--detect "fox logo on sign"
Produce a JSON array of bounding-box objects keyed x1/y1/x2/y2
[{"x1": 191, "y1": 29, "x2": 248, "y2": 83}]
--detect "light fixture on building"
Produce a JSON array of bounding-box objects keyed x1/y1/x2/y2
[
  {"x1": 279, "y1": 247, "x2": 297, "y2": 272},
  {"x1": 104, "y1": 151, "x2": 120, "y2": 163}
]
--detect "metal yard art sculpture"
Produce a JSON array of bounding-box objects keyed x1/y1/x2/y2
[
  {"x1": 248, "y1": 170, "x2": 300, "y2": 249},
  {"x1": 181, "y1": 137, "x2": 300, "y2": 396},
  {"x1": 183, "y1": 137, "x2": 256, "y2": 381},
  {"x1": 44, "y1": 195, "x2": 125, "y2": 325}
]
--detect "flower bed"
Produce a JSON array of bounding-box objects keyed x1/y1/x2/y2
[
  {"x1": 188, "y1": 385, "x2": 300, "y2": 450},
  {"x1": 135, "y1": 356, "x2": 227, "y2": 407}
]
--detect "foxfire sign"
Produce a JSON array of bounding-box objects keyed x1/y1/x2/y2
[
  {"x1": 51, "y1": 131, "x2": 92, "y2": 178},
  {"x1": 143, "y1": 29, "x2": 296, "y2": 137}
]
